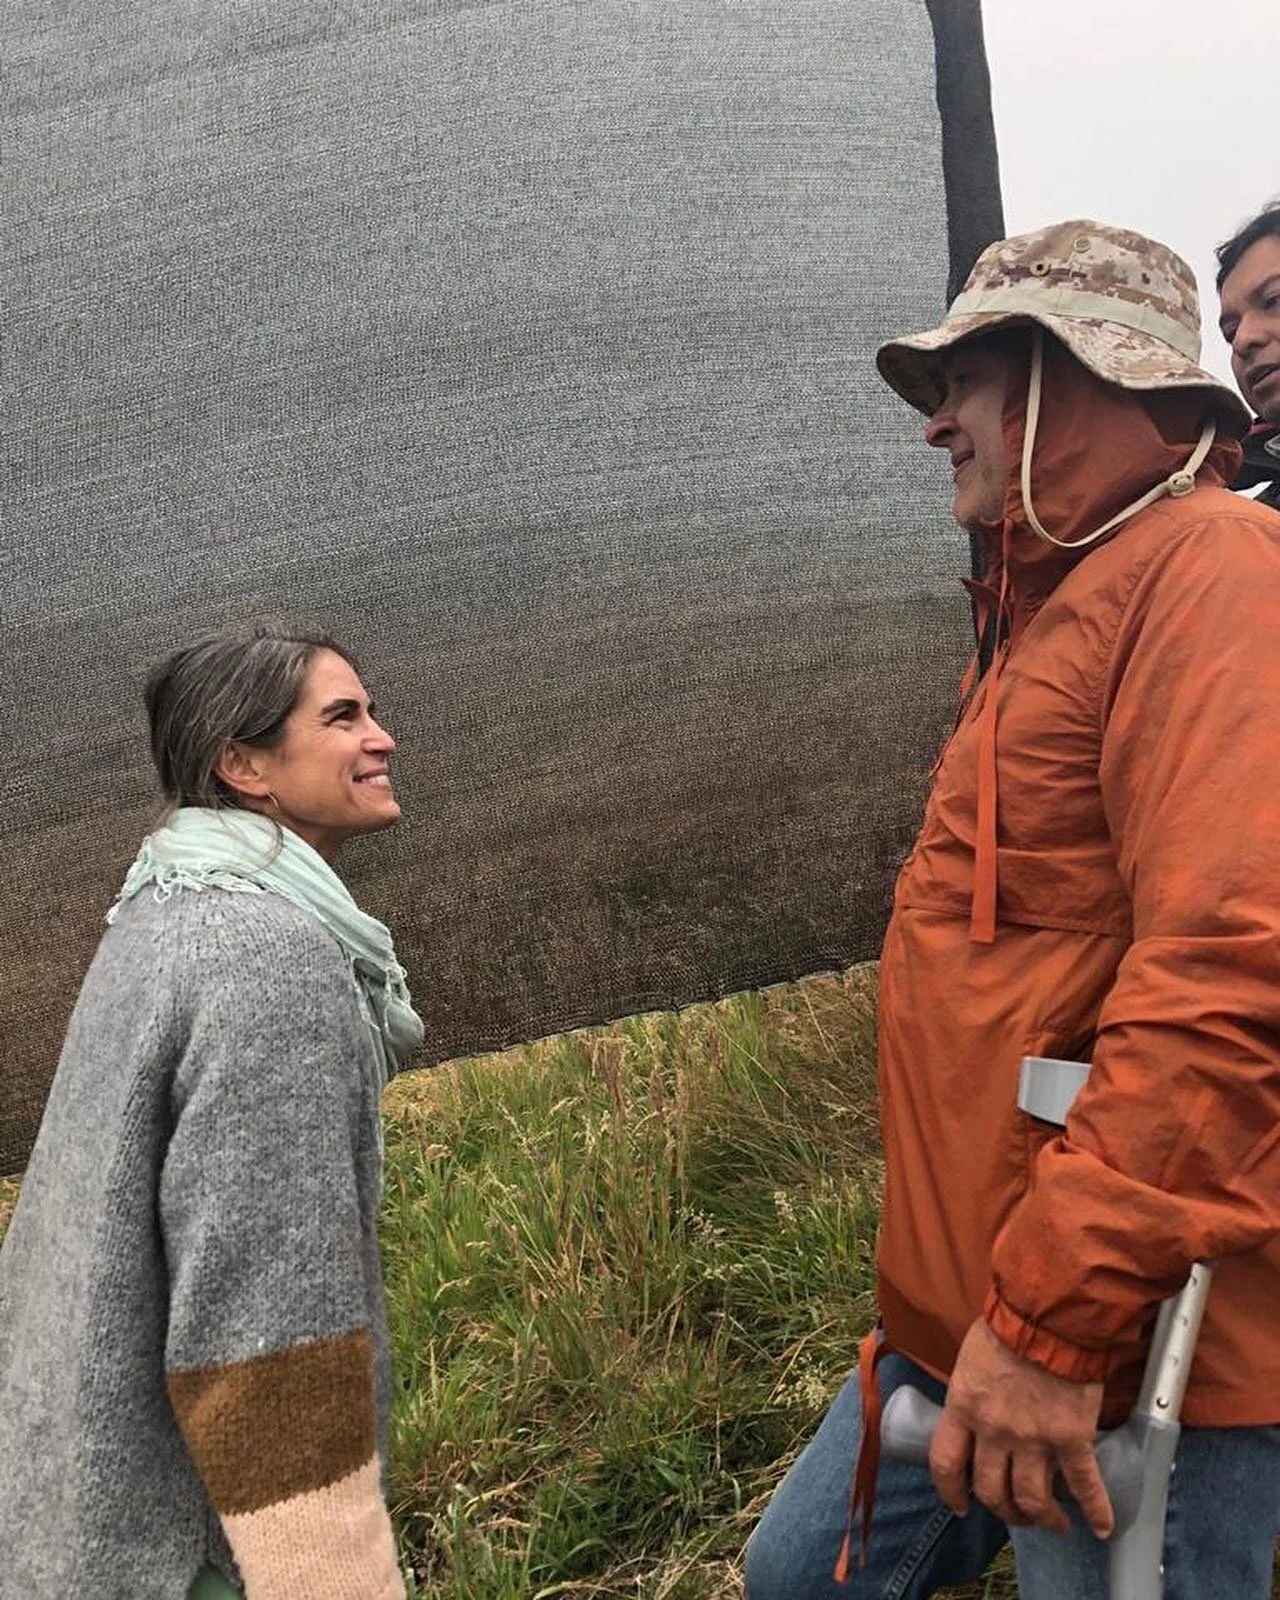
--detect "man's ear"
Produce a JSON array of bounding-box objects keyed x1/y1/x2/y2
[{"x1": 214, "y1": 741, "x2": 272, "y2": 803}]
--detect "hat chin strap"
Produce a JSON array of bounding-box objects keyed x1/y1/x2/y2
[{"x1": 1020, "y1": 327, "x2": 1217, "y2": 551}]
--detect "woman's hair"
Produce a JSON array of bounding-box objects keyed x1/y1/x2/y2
[{"x1": 145, "y1": 625, "x2": 356, "y2": 809}]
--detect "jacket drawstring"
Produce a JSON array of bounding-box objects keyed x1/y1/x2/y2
[
  {"x1": 969, "y1": 540, "x2": 1010, "y2": 945},
  {"x1": 833, "y1": 1326, "x2": 896, "y2": 1582},
  {"x1": 931, "y1": 577, "x2": 998, "y2": 780}
]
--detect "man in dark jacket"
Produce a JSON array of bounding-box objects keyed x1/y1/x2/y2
[{"x1": 1217, "y1": 202, "x2": 1280, "y2": 509}]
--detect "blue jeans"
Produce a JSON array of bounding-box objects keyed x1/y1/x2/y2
[
  {"x1": 744, "y1": 1352, "x2": 1280, "y2": 1599},
  {"x1": 1010, "y1": 1422, "x2": 1280, "y2": 1599},
  {"x1": 745, "y1": 1353, "x2": 1006, "y2": 1599}
]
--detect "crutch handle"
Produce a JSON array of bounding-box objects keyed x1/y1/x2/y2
[{"x1": 880, "y1": 1384, "x2": 1150, "y2": 1535}]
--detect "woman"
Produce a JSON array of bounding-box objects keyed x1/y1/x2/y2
[{"x1": 0, "y1": 626, "x2": 424, "y2": 1600}]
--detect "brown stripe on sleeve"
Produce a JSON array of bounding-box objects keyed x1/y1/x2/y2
[{"x1": 167, "y1": 1328, "x2": 377, "y2": 1514}]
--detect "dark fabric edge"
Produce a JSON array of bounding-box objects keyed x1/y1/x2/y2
[{"x1": 923, "y1": 0, "x2": 1005, "y2": 591}]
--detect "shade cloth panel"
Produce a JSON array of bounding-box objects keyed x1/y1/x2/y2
[{"x1": 1, "y1": 0, "x2": 1002, "y2": 1173}]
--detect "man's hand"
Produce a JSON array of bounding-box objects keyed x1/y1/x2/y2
[{"x1": 930, "y1": 1317, "x2": 1112, "y2": 1538}]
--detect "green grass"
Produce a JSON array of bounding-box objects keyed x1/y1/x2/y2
[{"x1": 379, "y1": 971, "x2": 884, "y2": 1596}]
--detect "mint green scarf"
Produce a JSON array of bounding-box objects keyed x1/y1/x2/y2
[{"x1": 108, "y1": 807, "x2": 424, "y2": 1083}]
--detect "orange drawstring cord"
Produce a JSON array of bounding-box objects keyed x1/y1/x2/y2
[
  {"x1": 969, "y1": 539, "x2": 1010, "y2": 945},
  {"x1": 833, "y1": 1327, "x2": 896, "y2": 1582},
  {"x1": 930, "y1": 580, "x2": 994, "y2": 781}
]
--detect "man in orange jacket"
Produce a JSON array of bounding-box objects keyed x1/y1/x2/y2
[
  {"x1": 745, "y1": 219, "x2": 1280, "y2": 1599},
  {"x1": 1217, "y1": 202, "x2": 1280, "y2": 511}
]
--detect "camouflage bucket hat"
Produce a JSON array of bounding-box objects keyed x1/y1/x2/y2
[{"x1": 876, "y1": 219, "x2": 1249, "y2": 432}]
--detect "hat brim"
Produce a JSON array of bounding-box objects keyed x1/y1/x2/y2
[{"x1": 876, "y1": 310, "x2": 1250, "y2": 435}]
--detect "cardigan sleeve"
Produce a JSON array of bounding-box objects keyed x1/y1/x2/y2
[
  {"x1": 158, "y1": 895, "x2": 404, "y2": 1600},
  {"x1": 986, "y1": 516, "x2": 1280, "y2": 1378}
]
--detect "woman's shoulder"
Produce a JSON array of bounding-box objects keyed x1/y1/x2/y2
[
  {"x1": 100, "y1": 891, "x2": 371, "y2": 1080},
  {"x1": 108, "y1": 885, "x2": 352, "y2": 991}
]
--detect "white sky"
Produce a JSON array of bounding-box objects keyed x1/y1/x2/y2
[{"x1": 981, "y1": 0, "x2": 1276, "y2": 384}]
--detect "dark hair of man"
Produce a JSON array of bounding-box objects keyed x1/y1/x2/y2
[
  {"x1": 146, "y1": 625, "x2": 356, "y2": 809},
  {"x1": 1215, "y1": 203, "x2": 1280, "y2": 290}
]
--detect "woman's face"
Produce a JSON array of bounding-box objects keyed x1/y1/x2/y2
[{"x1": 224, "y1": 648, "x2": 402, "y2": 860}]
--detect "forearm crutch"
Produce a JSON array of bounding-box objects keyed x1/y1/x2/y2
[{"x1": 879, "y1": 1056, "x2": 1213, "y2": 1600}]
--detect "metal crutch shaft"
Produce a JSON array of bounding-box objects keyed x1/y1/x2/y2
[{"x1": 1104, "y1": 1261, "x2": 1213, "y2": 1599}]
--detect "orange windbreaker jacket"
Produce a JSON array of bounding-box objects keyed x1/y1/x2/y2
[{"x1": 876, "y1": 340, "x2": 1280, "y2": 1427}]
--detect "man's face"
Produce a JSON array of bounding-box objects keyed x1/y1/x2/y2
[
  {"x1": 923, "y1": 341, "x2": 1010, "y2": 530},
  {"x1": 1219, "y1": 234, "x2": 1280, "y2": 423}
]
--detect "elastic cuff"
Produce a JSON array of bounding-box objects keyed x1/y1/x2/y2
[{"x1": 982, "y1": 1287, "x2": 1112, "y2": 1384}]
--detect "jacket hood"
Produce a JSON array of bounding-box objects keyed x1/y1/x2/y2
[
  {"x1": 959, "y1": 330, "x2": 1243, "y2": 947},
  {"x1": 974, "y1": 332, "x2": 1244, "y2": 612}
]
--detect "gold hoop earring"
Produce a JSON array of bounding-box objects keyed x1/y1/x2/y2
[{"x1": 265, "y1": 791, "x2": 281, "y2": 816}]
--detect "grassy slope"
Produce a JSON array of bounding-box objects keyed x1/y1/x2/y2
[
  {"x1": 380, "y1": 971, "x2": 884, "y2": 1597},
  {"x1": 1, "y1": 972, "x2": 1272, "y2": 1597}
]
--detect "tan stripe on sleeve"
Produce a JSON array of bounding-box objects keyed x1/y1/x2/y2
[
  {"x1": 167, "y1": 1329, "x2": 376, "y2": 1514},
  {"x1": 223, "y1": 1454, "x2": 405, "y2": 1600}
]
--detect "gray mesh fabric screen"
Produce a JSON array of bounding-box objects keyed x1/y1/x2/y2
[{"x1": 2, "y1": 0, "x2": 1002, "y2": 1175}]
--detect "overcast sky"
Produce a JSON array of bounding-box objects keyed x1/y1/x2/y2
[{"x1": 981, "y1": 0, "x2": 1275, "y2": 385}]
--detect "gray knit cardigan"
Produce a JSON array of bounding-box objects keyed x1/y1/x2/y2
[{"x1": 0, "y1": 888, "x2": 406, "y2": 1600}]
